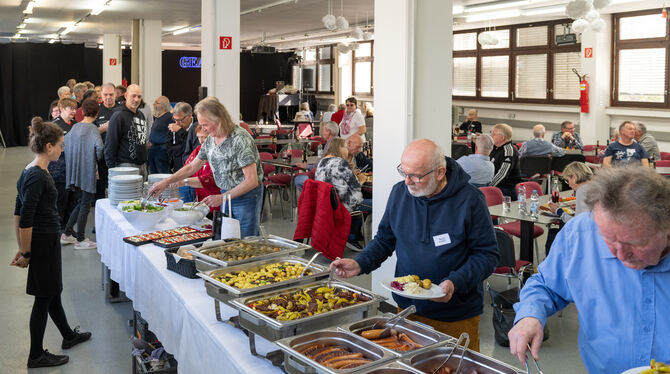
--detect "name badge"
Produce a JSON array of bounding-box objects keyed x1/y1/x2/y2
[{"x1": 433, "y1": 233, "x2": 451, "y2": 247}]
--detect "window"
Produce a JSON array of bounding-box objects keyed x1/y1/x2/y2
[
  {"x1": 295, "y1": 45, "x2": 334, "y2": 93},
  {"x1": 613, "y1": 10, "x2": 670, "y2": 107},
  {"x1": 353, "y1": 41, "x2": 374, "y2": 95},
  {"x1": 452, "y1": 19, "x2": 580, "y2": 104}
]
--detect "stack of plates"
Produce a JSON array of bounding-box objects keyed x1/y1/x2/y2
[
  {"x1": 108, "y1": 167, "x2": 140, "y2": 186},
  {"x1": 145, "y1": 173, "x2": 180, "y2": 201},
  {"x1": 109, "y1": 174, "x2": 143, "y2": 205}
]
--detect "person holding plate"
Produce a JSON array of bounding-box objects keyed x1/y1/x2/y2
[{"x1": 331, "y1": 139, "x2": 498, "y2": 351}]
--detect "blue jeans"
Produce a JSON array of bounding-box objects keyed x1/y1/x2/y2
[
  {"x1": 179, "y1": 186, "x2": 196, "y2": 202},
  {"x1": 221, "y1": 185, "x2": 264, "y2": 238},
  {"x1": 148, "y1": 144, "x2": 170, "y2": 174},
  {"x1": 295, "y1": 174, "x2": 309, "y2": 192},
  {"x1": 349, "y1": 198, "x2": 372, "y2": 241}
]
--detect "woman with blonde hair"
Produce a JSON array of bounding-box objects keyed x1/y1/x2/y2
[{"x1": 150, "y1": 97, "x2": 264, "y2": 237}]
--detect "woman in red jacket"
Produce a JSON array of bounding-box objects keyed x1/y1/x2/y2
[{"x1": 177, "y1": 124, "x2": 220, "y2": 213}]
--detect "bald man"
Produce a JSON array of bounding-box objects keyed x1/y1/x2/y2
[
  {"x1": 104, "y1": 84, "x2": 149, "y2": 178},
  {"x1": 518, "y1": 124, "x2": 565, "y2": 158},
  {"x1": 148, "y1": 96, "x2": 173, "y2": 173},
  {"x1": 331, "y1": 139, "x2": 498, "y2": 351}
]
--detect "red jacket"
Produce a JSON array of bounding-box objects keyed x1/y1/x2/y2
[
  {"x1": 330, "y1": 109, "x2": 345, "y2": 125},
  {"x1": 293, "y1": 179, "x2": 351, "y2": 260},
  {"x1": 185, "y1": 145, "x2": 220, "y2": 213}
]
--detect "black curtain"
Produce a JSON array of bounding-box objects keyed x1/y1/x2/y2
[
  {"x1": 239, "y1": 51, "x2": 292, "y2": 123},
  {"x1": 162, "y1": 50, "x2": 201, "y2": 107},
  {"x1": 0, "y1": 43, "x2": 102, "y2": 146}
]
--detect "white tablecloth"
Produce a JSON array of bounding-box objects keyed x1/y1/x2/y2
[{"x1": 95, "y1": 199, "x2": 282, "y2": 374}]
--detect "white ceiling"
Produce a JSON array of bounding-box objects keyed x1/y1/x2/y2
[{"x1": 0, "y1": 0, "x2": 665, "y2": 49}]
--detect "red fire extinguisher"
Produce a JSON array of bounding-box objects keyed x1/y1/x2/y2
[{"x1": 573, "y1": 68, "x2": 589, "y2": 113}]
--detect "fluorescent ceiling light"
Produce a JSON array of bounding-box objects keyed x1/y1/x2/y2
[
  {"x1": 61, "y1": 23, "x2": 77, "y2": 36},
  {"x1": 466, "y1": 9, "x2": 522, "y2": 22},
  {"x1": 173, "y1": 27, "x2": 191, "y2": 35},
  {"x1": 24, "y1": 1, "x2": 35, "y2": 14},
  {"x1": 522, "y1": 5, "x2": 565, "y2": 16},
  {"x1": 91, "y1": 1, "x2": 111, "y2": 16},
  {"x1": 465, "y1": 0, "x2": 528, "y2": 13},
  {"x1": 17, "y1": 23, "x2": 26, "y2": 29},
  {"x1": 48, "y1": 39, "x2": 57, "y2": 44}
]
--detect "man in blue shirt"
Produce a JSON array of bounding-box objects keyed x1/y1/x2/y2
[
  {"x1": 603, "y1": 121, "x2": 650, "y2": 167},
  {"x1": 519, "y1": 124, "x2": 566, "y2": 158},
  {"x1": 509, "y1": 167, "x2": 670, "y2": 374},
  {"x1": 457, "y1": 133, "x2": 495, "y2": 187}
]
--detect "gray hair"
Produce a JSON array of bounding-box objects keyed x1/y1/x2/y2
[
  {"x1": 636, "y1": 122, "x2": 647, "y2": 134},
  {"x1": 322, "y1": 121, "x2": 339, "y2": 136},
  {"x1": 157, "y1": 99, "x2": 172, "y2": 114},
  {"x1": 173, "y1": 102, "x2": 193, "y2": 116},
  {"x1": 327, "y1": 104, "x2": 337, "y2": 112},
  {"x1": 101, "y1": 82, "x2": 115, "y2": 91},
  {"x1": 57, "y1": 86, "x2": 70, "y2": 97},
  {"x1": 432, "y1": 144, "x2": 447, "y2": 169},
  {"x1": 475, "y1": 133, "x2": 494, "y2": 154},
  {"x1": 562, "y1": 161, "x2": 593, "y2": 185},
  {"x1": 560, "y1": 121, "x2": 573, "y2": 130},
  {"x1": 532, "y1": 124, "x2": 546, "y2": 138},
  {"x1": 585, "y1": 166, "x2": 670, "y2": 231},
  {"x1": 73, "y1": 83, "x2": 87, "y2": 95}
]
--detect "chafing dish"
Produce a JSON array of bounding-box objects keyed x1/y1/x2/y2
[
  {"x1": 189, "y1": 235, "x2": 311, "y2": 271},
  {"x1": 230, "y1": 280, "x2": 384, "y2": 343},
  {"x1": 338, "y1": 314, "x2": 455, "y2": 358},
  {"x1": 275, "y1": 328, "x2": 398, "y2": 374},
  {"x1": 355, "y1": 362, "x2": 424, "y2": 374},
  {"x1": 402, "y1": 341, "x2": 523, "y2": 374},
  {"x1": 198, "y1": 256, "x2": 331, "y2": 319}
]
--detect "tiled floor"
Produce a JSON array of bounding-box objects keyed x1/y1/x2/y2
[{"x1": 0, "y1": 146, "x2": 586, "y2": 373}]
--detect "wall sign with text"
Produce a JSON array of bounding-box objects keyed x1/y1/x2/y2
[{"x1": 179, "y1": 56, "x2": 202, "y2": 69}]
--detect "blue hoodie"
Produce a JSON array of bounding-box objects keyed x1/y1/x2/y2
[{"x1": 356, "y1": 157, "x2": 498, "y2": 322}]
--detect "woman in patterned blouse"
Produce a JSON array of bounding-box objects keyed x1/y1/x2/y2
[
  {"x1": 150, "y1": 97, "x2": 264, "y2": 237},
  {"x1": 176, "y1": 124, "x2": 221, "y2": 214}
]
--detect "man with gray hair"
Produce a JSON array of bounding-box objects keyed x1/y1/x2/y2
[
  {"x1": 72, "y1": 83, "x2": 87, "y2": 107},
  {"x1": 57, "y1": 86, "x2": 71, "y2": 100},
  {"x1": 175, "y1": 102, "x2": 199, "y2": 165},
  {"x1": 456, "y1": 133, "x2": 495, "y2": 187},
  {"x1": 634, "y1": 122, "x2": 660, "y2": 161},
  {"x1": 552, "y1": 120, "x2": 583, "y2": 150},
  {"x1": 603, "y1": 121, "x2": 649, "y2": 167},
  {"x1": 147, "y1": 96, "x2": 173, "y2": 173},
  {"x1": 519, "y1": 124, "x2": 566, "y2": 158},
  {"x1": 509, "y1": 167, "x2": 670, "y2": 373},
  {"x1": 295, "y1": 121, "x2": 339, "y2": 191},
  {"x1": 331, "y1": 139, "x2": 498, "y2": 351}
]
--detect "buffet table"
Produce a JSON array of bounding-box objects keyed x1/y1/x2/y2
[{"x1": 95, "y1": 199, "x2": 283, "y2": 374}]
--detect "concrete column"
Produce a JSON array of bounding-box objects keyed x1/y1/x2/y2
[
  {"x1": 131, "y1": 19, "x2": 140, "y2": 85},
  {"x1": 579, "y1": 14, "x2": 612, "y2": 144},
  {"x1": 102, "y1": 34, "x2": 122, "y2": 85},
  {"x1": 370, "y1": 0, "x2": 453, "y2": 300},
  {"x1": 138, "y1": 19, "x2": 162, "y2": 107},
  {"x1": 201, "y1": 0, "x2": 240, "y2": 117}
]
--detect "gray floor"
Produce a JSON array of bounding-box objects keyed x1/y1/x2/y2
[{"x1": 0, "y1": 146, "x2": 585, "y2": 373}]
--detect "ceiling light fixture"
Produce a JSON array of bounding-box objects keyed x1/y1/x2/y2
[
  {"x1": 23, "y1": 1, "x2": 36, "y2": 14},
  {"x1": 241, "y1": 0, "x2": 298, "y2": 16},
  {"x1": 60, "y1": 22, "x2": 77, "y2": 36},
  {"x1": 522, "y1": 5, "x2": 566, "y2": 16},
  {"x1": 91, "y1": 0, "x2": 112, "y2": 16},
  {"x1": 173, "y1": 27, "x2": 192, "y2": 35},
  {"x1": 465, "y1": 0, "x2": 528, "y2": 13},
  {"x1": 48, "y1": 39, "x2": 57, "y2": 44},
  {"x1": 465, "y1": 9, "x2": 521, "y2": 22}
]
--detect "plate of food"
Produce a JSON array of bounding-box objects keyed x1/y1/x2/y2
[
  {"x1": 381, "y1": 275, "x2": 445, "y2": 300},
  {"x1": 622, "y1": 360, "x2": 670, "y2": 374}
]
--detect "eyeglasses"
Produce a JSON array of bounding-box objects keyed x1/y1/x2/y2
[
  {"x1": 173, "y1": 116, "x2": 185, "y2": 123},
  {"x1": 397, "y1": 164, "x2": 436, "y2": 183}
]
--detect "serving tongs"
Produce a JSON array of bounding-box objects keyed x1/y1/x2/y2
[
  {"x1": 431, "y1": 332, "x2": 470, "y2": 374},
  {"x1": 524, "y1": 343, "x2": 544, "y2": 374},
  {"x1": 298, "y1": 252, "x2": 321, "y2": 277},
  {"x1": 369, "y1": 304, "x2": 416, "y2": 339}
]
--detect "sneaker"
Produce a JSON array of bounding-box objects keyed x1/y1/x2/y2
[
  {"x1": 345, "y1": 240, "x2": 364, "y2": 252},
  {"x1": 27, "y1": 350, "x2": 69, "y2": 368},
  {"x1": 60, "y1": 234, "x2": 76, "y2": 245},
  {"x1": 62, "y1": 327, "x2": 92, "y2": 349},
  {"x1": 74, "y1": 239, "x2": 97, "y2": 250}
]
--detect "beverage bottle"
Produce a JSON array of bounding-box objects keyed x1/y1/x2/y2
[
  {"x1": 467, "y1": 129, "x2": 472, "y2": 141},
  {"x1": 302, "y1": 144, "x2": 308, "y2": 163},
  {"x1": 285, "y1": 143, "x2": 293, "y2": 161},
  {"x1": 529, "y1": 190, "x2": 540, "y2": 218},
  {"x1": 517, "y1": 185, "x2": 527, "y2": 213},
  {"x1": 317, "y1": 143, "x2": 324, "y2": 158},
  {"x1": 551, "y1": 179, "x2": 560, "y2": 203},
  {"x1": 596, "y1": 140, "x2": 600, "y2": 155},
  {"x1": 651, "y1": 154, "x2": 656, "y2": 169}
]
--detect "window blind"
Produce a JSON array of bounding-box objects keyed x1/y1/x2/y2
[
  {"x1": 453, "y1": 57, "x2": 477, "y2": 96},
  {"x1": 454, "y1": 33, "x2": 477, "y2": 51},
  {"x1": 620, "y1": 14, "x2": 666, "y2": 40},
  {"x1": 516, "y1": 54, "x2": 547, "y2": 99},
  {"x1": 618, "y1": 48, "x2": 666, "y2": 103},
  {"x1": 553, "y1": 52, "x2": 581, "y2": 100},
  {"x1": 481, "y1": 30, "x2": 510, "y2": 49},
  {"x1": 318, "y1": 65, "x2": 331, "y2": 92},
  {"x1": 517, "y1": 26, "x2": 548, "y2": 47},
  {"x1": 354, "y1": 61, "x2": 372, "y2": 94},
  {"x1": 481, "y1": 55, "x2": 509, "y2": 97}
]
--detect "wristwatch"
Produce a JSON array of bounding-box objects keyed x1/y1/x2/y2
[
  {"x1": 21, "y1": 252, "x2": 31, "y2": 258},
  {"x1": 183, "y1": 178, "x2": 189, "y2": 187}
]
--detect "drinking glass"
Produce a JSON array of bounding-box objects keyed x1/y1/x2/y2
[{"x1": 503, "y1": 196, "x2": 511, "y2": 212}]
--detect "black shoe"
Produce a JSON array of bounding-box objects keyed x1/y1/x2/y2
[
  {"x1": 62, "y1": 327, "x2": 92, "y2": 349},
  {"x1": 345, "y1": 240, "x2": 364, "y2": 252},
  {"x1": 27, "y1": 350, "x2": 69, "y2": 368}
]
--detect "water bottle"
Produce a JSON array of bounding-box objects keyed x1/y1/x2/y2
[
  {"x1": 530, "y1": 190, "x2": 540, "y2": 218},
  {"x1": 551, "y1": 179, "x2": 560, "y2": 203},
  {"x1": 467, "y1": 130, "x2": 472, "y2": 141},
  {"x1": 317, "y1": 143, "x2": 324, "y2": 158},
  {"x1": 518, "y1": 185, "x2": 527, "y2": 214}
]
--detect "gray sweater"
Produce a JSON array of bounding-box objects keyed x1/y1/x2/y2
[{"x1": 65, "y1": 122, "x2": 104, "y2": 194}]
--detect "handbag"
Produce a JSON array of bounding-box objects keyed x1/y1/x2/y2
[
  {"x1": 219, "y1": 194, "x2": 241, "y2": 239},
  {"x1": 487, "y1": 283, "x2": 550, "y2": 347}
]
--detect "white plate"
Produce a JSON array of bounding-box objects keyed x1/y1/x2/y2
[
  {"x1": 380, "y1": 279, "x2": 446, "y2": 300},
  {"x1": 621, "y1": 367, "x2": 649, "y2": 374}
]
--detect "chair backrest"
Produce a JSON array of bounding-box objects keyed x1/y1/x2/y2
[
  {"x1": 308, "y1": 168, "x2": 317, "y2": 179},
  {"x1": 656, "y1": 160, "x2": 670, "y2": 167},
  {"x1": 259, "y1": 152, "x2": 274, "y2": 161},
  {"x1": 516, "y1": 181, "x2": 543, "y2": 197},
  {"x1": 661, "y1": 152, "x2": 670, "y2": 160},
  {"x1": 583, "y1": 144, "x2": 596, "y2": 153},
  {"x1": 495, "y1": 228, "x2": 517, "y2": 269},
  {"x1": 239, "y1": 122, "x2": 253, "y2": 135},
  {"x1": 451, "y1": 143, "x2": 470, "y2": 160},
  {"x1": 262, "y1": 163, "x2": 276, "y2": 175},
  {"x1": 519, "y1": 156, "x2": 552, "y2": 177},
  {"x1": 290, "y1": 149, "x2": 304, "y2": 158},
  {"x1": 479, "y1": 186, "x2": 504, "y2": 207},
  {"x1": 309, "y1": 136, "x2": 326, "y2": 153}
]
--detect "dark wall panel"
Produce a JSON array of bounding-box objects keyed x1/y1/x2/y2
[
  {"x1": 239, "y1": 51, "x2": 292, "y2": 122},
  {"x1": 162, "y1": 50, "x2": 201, "y2": 107}
]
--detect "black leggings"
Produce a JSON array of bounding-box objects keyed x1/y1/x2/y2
[{"x1": 29, "y1": 294, "x2": 74, "y2": 359}]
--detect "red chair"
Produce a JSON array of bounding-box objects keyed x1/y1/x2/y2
[
  {"x1": 260, "y1": 152, "x2": 288, "y2": 218},
  {"x1": 656, "y1": 160, "x2": 670, "y2": 167},
  {"x1": 583, "y1": 145, "x2": 601, "y2": 164},
  {"x1": 516, "y1": 181, "x2": 543, "y2": 198},
  {"x1": 239, "y1": 121, "x2": 253, "y2": 135},
  {"x1": 309, "y1": 136, "x2": 326, "y2": 153},
  {"x1": 256, "y1": 135, "x2": 277, "y2": 155},
  {"x1": 479, "y1": 186, "x2": 503, "y2": 222},
  {"x1": 661, "y1": 152, "x2": 670, "y2": 160}
]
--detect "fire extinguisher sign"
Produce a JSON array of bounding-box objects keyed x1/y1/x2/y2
[{"x1": 584, "y1": 48, "x2": 593, "y2": 58}]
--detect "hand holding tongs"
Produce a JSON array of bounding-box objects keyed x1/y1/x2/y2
[
  {"x1": 524, "y1": 344, "x2": 544, "y2": 374},
  {"x1": 431, "y1": 332, "x2": 470, "y2": 374}
]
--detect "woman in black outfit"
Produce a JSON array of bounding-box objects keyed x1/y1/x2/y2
[{"x1": 12, "y1": 117, "x2": 92, "y2": 368}]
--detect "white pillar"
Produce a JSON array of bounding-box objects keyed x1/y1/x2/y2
[
  {"x1": 102, "y1": 34, "x2": 122, "y2": 85},
  {"x1": 138, "y1": 19, "x2": 162, "y2": 106},
  {"x1": 579, "y1": 14, "x2": 612, "y2": 144},
  {"x1": 371, "y1": 0, "x2": 453, "y2": 301},
  {"x1": 201, "y1": 0, "x2": 240, "y2": 117}
]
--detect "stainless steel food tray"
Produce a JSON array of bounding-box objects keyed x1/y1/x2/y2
[
  {"x1": 189, "y1": 235, "x2": 311, "y2": 271},
  {"x1": 275, "y1": 328, "x2": 398, "y2": 374},
  {"x1": 198, "y1": 256, "x2": 330, "y2": 318},
  {"x1": 355, "y1": 362, "x2": 424, "y2": 374},
  {"x1": 402, "y1": 341, "x2": 524, "y2": 374},
  {"x1": 231, "y1": 280, "x2": 385, "y2": 342},
  {"x1": 338, "y1": 314, "x2": 455, "y2": 358}
]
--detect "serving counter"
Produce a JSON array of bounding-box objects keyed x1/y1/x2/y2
[{"x1": 95, "y1": 199, "x2": 283, "y2": 374}]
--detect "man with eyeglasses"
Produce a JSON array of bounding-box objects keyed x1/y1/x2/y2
[
  {"x1": 331, "y1": 139, "x2": 498, "y2": 352},
  {"x1": 174, "y1": 102, "x2": 199, "y2": 166},
  {"x1": 551, "y1": 121, "x2": 583, "y2": 150}
]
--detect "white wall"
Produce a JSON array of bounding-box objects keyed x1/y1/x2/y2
[
  {"x1": 138, "y1": 20, "x2": 162, "y2": 107},
  {"x1": 102, "y1": 34, "x2": 122, "y2": 86}
]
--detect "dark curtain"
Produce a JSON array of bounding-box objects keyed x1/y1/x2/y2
[
  {"x1": 0, "y1": 43, "x2": 102, "y2": 146},
  {"x1": 162, "y1": 50, "x2": 201, "y2": 107},
  {"x1": 240, "y1": 51, "x2": 292, "y2": 123}
]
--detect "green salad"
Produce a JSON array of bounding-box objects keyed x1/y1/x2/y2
[{"x1": 121, "y1": 204, "x2": 164, "y2": 213}]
